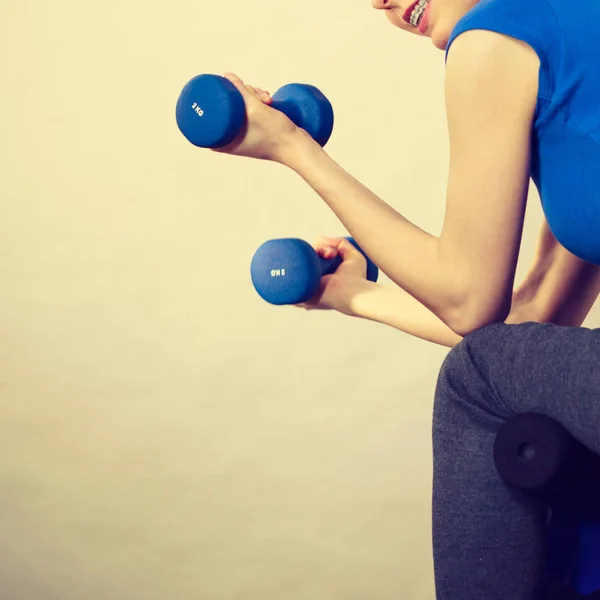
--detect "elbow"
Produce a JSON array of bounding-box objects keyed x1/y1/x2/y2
[
  {"x1": 441, "y1": 293, "x2": 511, "y2": 338},
  {"x1": 447, "y1": 313, "x2": 508, "y2": 338}
]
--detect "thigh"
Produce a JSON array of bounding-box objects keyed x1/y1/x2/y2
[
  {"x1": 431, "y1": 320, "x2": 600, "y2": 600},
  {"x1": 452, "y1": 321, "x2": 600, "y2": 454}
]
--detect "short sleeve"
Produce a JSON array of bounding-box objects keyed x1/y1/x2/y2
[{"x1": 444, "y1": 0, "x2": 561, "y2": 102}]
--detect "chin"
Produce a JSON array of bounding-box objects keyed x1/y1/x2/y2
[
  {"x1": 431, "y1": 34, "x2": 449, "y2": 50},
  {"x1": 429, "y1": 25, "x2": 451, "y2": 50}
]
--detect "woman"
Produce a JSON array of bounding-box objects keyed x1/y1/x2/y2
[{"x1": 214, "y1": 0, "x2": 600, "y2": 597}]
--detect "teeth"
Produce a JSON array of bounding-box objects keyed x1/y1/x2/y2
[{"x1": 409, "y1": 0, "x2": 429, "y2": 27}]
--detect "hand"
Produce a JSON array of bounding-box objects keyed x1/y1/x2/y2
[
  {"x1": 296, "y1": 237, "x2": 373, "y2": 316},
  {"x1": 211, "y1": 73, "x2": 300, "y2": 162}
]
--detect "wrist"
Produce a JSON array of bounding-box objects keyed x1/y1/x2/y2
[
  {"x1": 273, "y1": 127, "x2": 322, "y2": 168},
  {"x1": 345, "y1": 279, "x2": 384, "y2": 318}
]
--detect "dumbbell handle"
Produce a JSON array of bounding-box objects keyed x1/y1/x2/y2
[{"x1": 319, "y1": 253, "x2": 344, "y2": 276}]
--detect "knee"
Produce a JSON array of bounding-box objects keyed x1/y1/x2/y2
[
  {"x1": 434, "y1": 322, "x2": 515, "y2": 426},
  {"x1": 438, "y1": 322, "x2": 504, "y2": 390},
  {"x1": 442, "y1": 320, "x2": 540, "y2": 382}
]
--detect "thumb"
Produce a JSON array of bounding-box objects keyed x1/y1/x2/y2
[{"x1": 335, "y1": 238, "x2": 365, "y2": 262}]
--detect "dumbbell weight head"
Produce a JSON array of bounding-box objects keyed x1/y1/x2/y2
[
  {"x1": 176, "y1": 74, "x2": 334, "y2": 149},
  {"x1": 176, "y1": 74, "x2": 246, "y2": 148},
  {"x1": 270, "y1": 84, "x2": 334, "y2": 147},
  {"x1": 250, "y1": 237, "x2": 378, "y2": 306}
]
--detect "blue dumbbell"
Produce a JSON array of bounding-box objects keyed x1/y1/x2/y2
[
  {"x1": 250, "y1": 237, "x2": 379, "y2": 306},
  {"x1": 176, "y1": 74, "x2": 334, "y2": 149}
]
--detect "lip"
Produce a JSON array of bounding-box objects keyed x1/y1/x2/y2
[
  {"x1": 402, "y1": 0, "x2": 420, "y2": 23},
  {"x1": 418, "y1": 0, "x2": 431, "y2": 33}
]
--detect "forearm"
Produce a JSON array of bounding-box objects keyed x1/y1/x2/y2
[
  {"x1": 511, "y1": 254, "x2": 600, "y2": 328},
  {"x1": 278, "y1": 130, "x2": 464, "y2": 326},
  {"x1": 509, "y1": 219, "x2": 600, "y2": 328},
  {"x1": 349, "y1": 280, "x2": 546, "y2": 348},
  {"x1": 349, "y1": 281, "x2": 464, "y2": 348}
]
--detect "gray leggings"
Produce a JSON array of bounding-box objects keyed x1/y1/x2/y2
[{"x1": 432, "y1": 321, "x2": 600, "y2": 599}]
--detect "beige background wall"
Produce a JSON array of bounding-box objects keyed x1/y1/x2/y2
[{"x1": 1, "y1": 1, "x2": 599, "y2": 599}]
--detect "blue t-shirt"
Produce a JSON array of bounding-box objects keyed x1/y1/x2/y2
[{"x1": 446, "y1": 0, "x2": 600, "y2": 265}]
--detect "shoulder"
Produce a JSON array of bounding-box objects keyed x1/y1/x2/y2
[
  {"x1": 445, "y1": 0, "x2": 561, "y2": 92},
  {"x1": 445, "y1": 29, "x2": 540, "y2": 117}
]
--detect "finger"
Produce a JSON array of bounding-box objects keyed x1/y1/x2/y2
[
  {"x1": 336, "y1": 238, "x2": 365, "y2": 261},
  {"x1": 247, "y1": 85, "x2": 262, "y2": 97},
  {"x1": 292, "y1": 302, "x2": 312, "y2": 310},
  {"x1": 246, "y1": 85, "x2": 269, "y2": 104},
  {"x1": 222, "y1": 72, "x2": 255, "y2": 101},
  {"x1": 318, "y1": 236, "x2": 345, "y2": 248},
  {"x1": 312, "y1": 236, "x2": 343, "y2": 253},
  {"x1": 314, "y1": 237, "x2": 362, "y2": 262},
  {"x1": 314, "y1": 244, "x2": 337, "y2": 260},
  {"x1": 223, "y1": 75, "x2": 272, "y2": 106},
  {"x1": 254, "y1": 87, "x2": 273, "y2": 104}
]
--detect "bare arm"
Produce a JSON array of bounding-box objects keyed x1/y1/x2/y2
[
  {"x1": 509, "y1": 219, "x2": 600, "y2": 327},
  {"x1": 280, "y1": 29, "x2": 540, "y2": 336},
  {"x1": 348, "y1": 217, "x2": 600, "y2": 347},
  {"x1": 349, "y1": 282, "x2": 464, "y2": 348}
]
